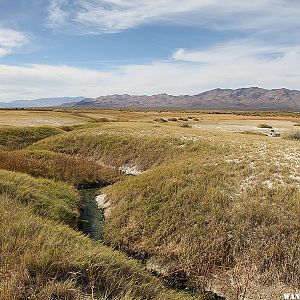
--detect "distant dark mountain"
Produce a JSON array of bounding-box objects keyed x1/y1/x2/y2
[
  {"x1": 0, "y1": 97, "x2": 85, "y2": 108},
  {"x1": 61, "y1": 88, "x2": 300, "y2": 111}
]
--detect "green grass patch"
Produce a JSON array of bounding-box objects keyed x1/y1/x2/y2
[
  {"x1": 0, "y1": 170, "x2": 79, "y2": 228},
  {"x1": 0, "y1": 126, "x2": 63, "y2": 150}
]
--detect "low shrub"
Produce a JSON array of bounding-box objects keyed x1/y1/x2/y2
[
  {"x1": 257, "y1": 123, "x2": 273, "y2": 129},
  {"x1": 154, "y1": 118, "x2": 168, "y2": 123},
  {"x1": 180, "y1": 123, "x2": 192, "y2": 128},
  {"x1": 281, "y1": 129, "x2": 300, "y2": 141}
]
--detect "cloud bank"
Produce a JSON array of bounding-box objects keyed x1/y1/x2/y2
[{"x1": 1, "y1": 40, "x2": 300, "y2": 100}]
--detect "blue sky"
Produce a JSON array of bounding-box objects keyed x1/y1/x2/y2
[{"x1": 0, "y1": 0, "x2": 299, "y2": 100}]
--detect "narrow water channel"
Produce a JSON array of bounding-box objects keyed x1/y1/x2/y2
[
  {"x1": 78, "y1": 187, "x2": 225, "y2": 300},
  {"x1": 79, "y1": 188, "x2": 103, "y2": 240}
]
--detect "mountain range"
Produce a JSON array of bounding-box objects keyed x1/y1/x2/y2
[
  {"x1": 0, "y1": 97, "x2": 85, "y2": 108},
  {"x1": 1, "y1": 88, "x2": 300, "y2": 110},
  {"x1": 61, "y1": 88, "x2": 300, "y2": 111}
]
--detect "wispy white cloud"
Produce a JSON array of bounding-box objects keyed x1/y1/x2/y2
[
  {"x1": 173, "y1": 40, "x2": 288, "y2": 63},
  {"x1": 47, "y1": 0, "x2": 300, "y2": 35},
  {"x1": 48, "y1": 0, "x2": 69, "y2": 27},
  {"x1": 0, "y1": 28, "x2": 28, "y2": 57},
  {"x1": 1, "y1": 40, "x2": 300, "y2": 100}
]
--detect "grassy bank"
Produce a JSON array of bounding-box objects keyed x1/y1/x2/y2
[
  {"x1": 0, "y1": 170, "x2": 79, "y2": 228},
  {"x1": 0, "y1": 150, "x2": 122, "y2": 187},
  {"x1": 28, "y1": 122, "x2": 226, "y2": 170},
  {"x1": 102, "y1": 154, "x2": 300, "y2": 298}
]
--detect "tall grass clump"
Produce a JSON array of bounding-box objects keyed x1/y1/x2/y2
[
  {"x1": 0, "y1": 150, "x2": 122, "y2": 187},
  {"x1": 0, "y1": 170, "x2": 79, "y2": 227},
  {"x1": 0, "y1": 126, "x2": 63, "y2": 150}
]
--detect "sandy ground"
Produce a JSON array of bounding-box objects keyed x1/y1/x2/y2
[{"x1": 193, "y1": 119, "x2": 297, "y2": 133}]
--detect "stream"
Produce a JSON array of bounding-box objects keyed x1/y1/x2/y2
[{"x1": 79, "y1": 188, "x2": 103, "y2": 240}]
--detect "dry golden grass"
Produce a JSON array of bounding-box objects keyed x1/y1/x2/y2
[
  {"x1": 62, "y1": 109, "x2": 300, "y2": 123},
  {"x1": 1, "y1": 110, "x2": 299, "y2": 299}
]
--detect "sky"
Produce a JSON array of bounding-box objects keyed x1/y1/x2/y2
[{"x1": 0, "y1": 0, "x2": 300, "y2": 101}]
